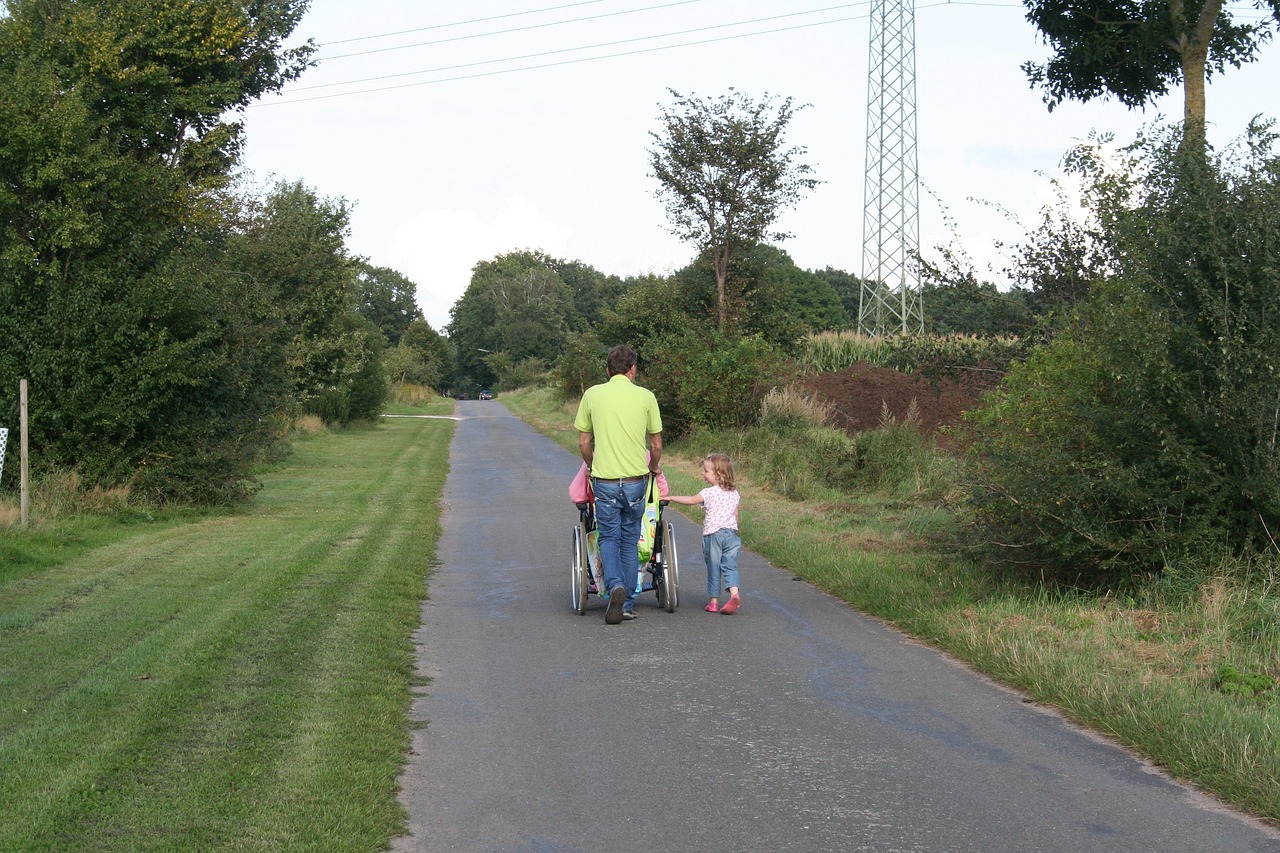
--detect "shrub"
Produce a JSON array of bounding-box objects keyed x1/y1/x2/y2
[
  {"x1": 955, "y1": 124, "x2": 1280, "y2": 587},
  {"x1": 758, "y1": 386, "x2": 835, "y2": 430},
  {"x1": 553, "y1": 333, "x2": 607, "y2": 400},
  {"x1": 645, "y1": 331, "x2": 796, "y2": 436}
]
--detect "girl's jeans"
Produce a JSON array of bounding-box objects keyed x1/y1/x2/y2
[{"x1": 702, "y1": 527, "x2": 741, "y2": 597}]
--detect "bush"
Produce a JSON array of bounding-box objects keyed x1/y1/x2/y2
[
  {"x1": 853, "y1": 401, "x2": 940, "y2": 497},
  {"x1": 553, "y1": 333, "x2": 607, "y2": 400},
  {"x1": 955, "y1": 124, "x2": 1280, "y2": 587},
  {"x1": 645, "y1": 331, "x2": 796, "y2": 436}
]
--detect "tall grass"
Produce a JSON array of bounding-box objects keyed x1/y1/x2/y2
[{"x1": 802, "y1": 331, "x2": 1027, "y2": 374}]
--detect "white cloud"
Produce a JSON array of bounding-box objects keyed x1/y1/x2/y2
[{"x1": 388, "y1": 196, "x2": 572, "y2": 331}]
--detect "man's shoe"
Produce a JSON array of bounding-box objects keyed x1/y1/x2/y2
[
  {"x1": 621, "y1": 610, "x2": 637, "y2": 621},
  {"x1": 605, "y1": 586, "x2": 626, "y2": 624}
]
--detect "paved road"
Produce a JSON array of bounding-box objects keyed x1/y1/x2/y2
[{"x1": 394, "y1": 401, "x2": 1280, "y2": 853}]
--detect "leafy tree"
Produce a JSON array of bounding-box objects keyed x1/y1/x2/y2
[
  {"x1": 446, "y1": 250, "x2": 574, "y2": 392},
  {"x1": 1021, "y1": 0, "x2": 1280, "y2": 149},
  {"x1": 922, "y1": 279, "x2": 1032, "y2": 336},
  {"x1": 644, "y1": 330, "x2": 796, "y2": 436},
  {"x1": 0, "y1": 0, "x2": 311, "y2": 501},
  {"x1": 551, "y1": 258, "x2": 624, "y2": 331},
  {"x1": 306, "y1": 313, "x2": 388, "y2": 424},
  {"x1": 915, "y1": 248, "x2": 1033, "y2": 336},
  {"x1": 597, "y1": 272, "x2": 711, "y2": 353},
  {"x1": 998, "y1": 170, "x2": 1116, "y2": 317},
  {"x1": 395, "y1": 319, "x2": 452, "y2": 391},
  {"x1": 667, "y1": 245, "x2": 834, "y2": 351},
  {"x1": 225, "y1": 180, "x2": 368, "y2": 419},
  {"x1": 961, "y1": 123, "x2": 1280, "y2": 583},
  {"x1": 742, "y1": 245, "x2": 847, "y2": 337},
  {"x1": 553, "y1": 331, "x2": 608, "y2": 400},
  {"x1": 355, "y1": 261, "x2": 423, "y2": 345},
  {"x1": 648, "y1": 88, "x2": 820, "y2": 331},
  {"x1": 812, "y1": 267, "x2": 863, "y2": 326}
]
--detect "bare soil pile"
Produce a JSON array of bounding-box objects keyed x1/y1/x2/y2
[{"x1": 803, "y1": 362, "x2": 1000, "y2": 437}]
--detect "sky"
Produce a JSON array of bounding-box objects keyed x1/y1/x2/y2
[{"x1": 238, "y1": 0, "x2": 1280, "y2": 331}]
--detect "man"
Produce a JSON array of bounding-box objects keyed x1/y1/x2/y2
[{"x1": 575, "y1": 345, "x2": 663, "y2": 625}]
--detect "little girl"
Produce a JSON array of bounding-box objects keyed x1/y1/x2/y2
[{"x1": 665, "y1": 453, "x2": 742, "y2": 614}]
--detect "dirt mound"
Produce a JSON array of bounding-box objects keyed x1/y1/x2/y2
[{"x1": 803, "y1": 362, "x2": 997, "y2": 436}]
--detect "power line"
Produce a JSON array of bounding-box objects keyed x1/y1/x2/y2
[
  {"x1": 292, "y1": 3, "x2": 873, "y2": 92},
  {"x1": 321, "y1": 0, "x2": 614, "y2": 47},
  {"x1": 251, "y1": 1, "x2": 1033, "y2": 107},
  {"x1": 318, "y1": 0, "x2": 707, "y2": 61},
  {"x1": 256, "y1": 14, "x2": 869, "y2": 106}
]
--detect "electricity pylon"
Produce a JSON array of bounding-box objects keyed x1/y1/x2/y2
[{"x1": 858, "y1": 0, "x2": 924, "y2": 336}]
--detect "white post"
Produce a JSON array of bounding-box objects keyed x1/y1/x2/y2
[{"x1": 20, "y1": 379, "x2": 29, "y2": 527}]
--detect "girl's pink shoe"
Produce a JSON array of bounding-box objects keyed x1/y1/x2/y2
[
  {"x1": 704, "y1": 601, "x2": 719, "y2": 613},
  {"x1": 720, "y1": 593, "x2": 740, "y2": 615}
]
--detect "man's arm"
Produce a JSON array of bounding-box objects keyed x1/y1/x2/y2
[
  {"x1": 647, "y1": 432, "x2": 662, "y2": 472},
  {"x1": 578, "y1": 431, "x2": 594, "y2": 468}
]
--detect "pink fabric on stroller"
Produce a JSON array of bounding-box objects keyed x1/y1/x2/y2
[{"x1": 568, "y1": 458, "x2": 668, "y2": 503}]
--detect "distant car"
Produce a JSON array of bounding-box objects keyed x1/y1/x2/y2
[{"x1": 479, "y1": 389, "x2": 493, "y2": 400}]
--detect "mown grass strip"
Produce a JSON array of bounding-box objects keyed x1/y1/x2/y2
[{"x1": 0, "y1": 416, "x2": 451, "y2": 850}]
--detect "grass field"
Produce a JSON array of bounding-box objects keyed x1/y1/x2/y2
[
  {"x1": 0, "y1": 413, "x2": 452, "y2": 851},
  {"x1": 502, "y1": 385, "x2": 1280, "y2": 827}
]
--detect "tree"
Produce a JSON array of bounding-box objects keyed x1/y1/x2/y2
[
  {"x1": 648, "y1": 88, "x2": 820, "y2": 331},
  {"x1": 225, "y1": 181, "x2": 377, "y2": 422},
  {"x1": 812, "y1": 267, "x2": 863, "y2": 326},
  {"x1": 961, "y1": 123, "x2": 1280, "y2": 583},
  {"x1": 446, "y1": 250, "x2": 574, "y2": 393},
  {"x1": 0, "y1": 0, "x2": 311, "y2": 501},
  {"x1": 385, "y1": 318, "x2": 452, "y2": 391},
  {"x1": 1022, "y1": 0, "x2": 1280, "y2": 150},
  {"x1": 355, "y1": 262, "x2": 423, "y2": 345},
  {"x1": 550, "y1": 258, "x2": 624, "y2": 332}
]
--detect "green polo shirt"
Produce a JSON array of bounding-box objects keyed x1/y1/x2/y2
[{"x1": 574, "y1": 374, "x2": 662, "y2": 479}]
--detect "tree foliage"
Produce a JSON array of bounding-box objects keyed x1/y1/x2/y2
[
  {"x1": 1021, "y1": 0, "x2": 1279, "y2": 148},
  {"x1": 446, "y1": 250, "x2": 576, "y2": 393},
  {"x1": 0, "y1": 0, "x2": 313, "y2": 502},
  {"x1": 356, "y1": 261, "x2": 423, "y2": 345},
  {"x1": 644, "y1": 330, "x2": 797, "y2": 437},
  {"x1": 648, "y1": 88, "x2": 820, "y2": 331},
  {"x1": 961, "y1": 123, "x2": 1280, "y2": 583},
  {"x1": 225, "y1": 180, "x2": 384, "y2": 420}
]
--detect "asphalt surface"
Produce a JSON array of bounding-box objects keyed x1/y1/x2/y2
[{"x1": 393, "y1": 400, "x2": 1280, "y2": 853}]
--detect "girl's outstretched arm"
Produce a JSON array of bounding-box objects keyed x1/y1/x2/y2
[{"x1": 665, "y1": 494, "x2": 704, "y2": 506}]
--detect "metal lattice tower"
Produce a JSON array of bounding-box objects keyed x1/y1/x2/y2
[{"x1": 858, "y1": 0, "x2": 923, "y2": 336}]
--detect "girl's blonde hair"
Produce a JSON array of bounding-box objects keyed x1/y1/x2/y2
[{"x1": 705, "y1": 453, "x2": 735, "y2": 490}]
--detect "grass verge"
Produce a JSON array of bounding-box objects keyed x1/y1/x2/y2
[
  {"x1": 501, "y1": 385, "x2": 1280, "y2": 826},
  {"x1": 0, "y1": 412, "x2": 452, "y2": 850}
]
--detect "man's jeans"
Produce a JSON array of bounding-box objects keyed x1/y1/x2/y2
[
  {"x1": 593, "y1": 477, "x2": 648, "y2": 610},
  {"x1": 702, "y1": 527, "x2": 742, "y2": 597}
]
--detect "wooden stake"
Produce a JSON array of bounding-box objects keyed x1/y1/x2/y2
[{"x1": 20, "y1": 379, "x2": 28, "y2": 527}]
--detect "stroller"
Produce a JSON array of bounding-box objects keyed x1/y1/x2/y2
[{"x1": 571, "y1": 473, "x2": 680, "y2": 615}]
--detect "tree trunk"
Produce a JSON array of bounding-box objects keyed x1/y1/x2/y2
[
  {"x1": 1175, "y1": 0, "x2": 1222, "y2": 153},
  {"x1": 713, "y1": 245, "x2": 730, "y2": 332}
]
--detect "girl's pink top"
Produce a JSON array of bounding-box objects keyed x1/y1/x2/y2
[{"x1": 699, "y1": 486, "x2": 739, "y2": 535}]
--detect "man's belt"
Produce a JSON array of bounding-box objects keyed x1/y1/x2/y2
[{"x1": 591, "y1": 474, "x2": 648, "y2": 483}]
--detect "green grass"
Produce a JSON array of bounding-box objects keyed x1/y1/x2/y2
[
  {"x1": 0, "y1": 413, "x2": 452, "y2": 850},
  {"x1": 500, "y1": 385, "x2": 1280, "y2": 826}
]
